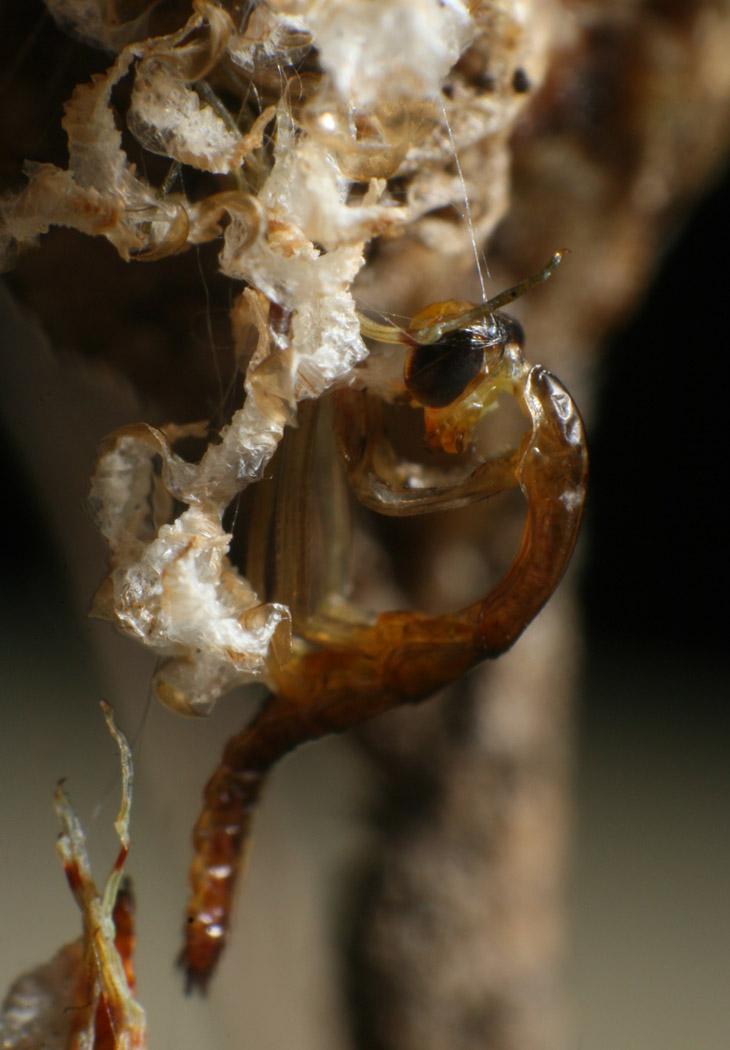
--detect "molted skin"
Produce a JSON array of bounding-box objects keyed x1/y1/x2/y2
[{"x1": 180, "y1": 297, "x2": 588, "y2": 991}]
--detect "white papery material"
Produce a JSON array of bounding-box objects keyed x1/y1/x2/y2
[
  {"x1": 128, "y1": 61, "x2": 276, "y2": 175},
  {"x1": 306, "y1": 0, "x2": 473, "y2": 106},
  {"x1": 2, "y1": 0, "x2": 479, "y2": 714},
  {"x1": 228, "y1": 4, "x2": 311, "y2": 71},
  {"x1": 0, "y1": 946, "x2": 82, "y2": 1050}
]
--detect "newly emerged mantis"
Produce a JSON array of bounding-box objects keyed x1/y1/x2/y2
[{"x1": 181, "y1": 252, "x2": 588, "y2": 989}]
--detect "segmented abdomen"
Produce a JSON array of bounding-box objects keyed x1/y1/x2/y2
[{"x1": 181, "y1": 732, "x2": 268, "y2": 992}]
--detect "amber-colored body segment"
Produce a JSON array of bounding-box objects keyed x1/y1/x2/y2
[
  {"x1": 90, "y1": 879, "x2": 138, "y2": 1050},
  {"x1": 111, "y1": 878, "x2": 137, "y2": 997},
  {"x1": 180, "y1": 330, "x2": 588, "y2": 989},
  {"x1": 182, "y1": 739, "x2": 267, "y2": 991}
]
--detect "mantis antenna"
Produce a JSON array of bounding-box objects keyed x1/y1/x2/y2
[{"x1": 357, "y1": 251, "x2": 567, "y2": 347}]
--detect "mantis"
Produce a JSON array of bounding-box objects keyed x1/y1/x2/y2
[{"x1": 180, "y1": 252, "x2": 588, "y2": 989}]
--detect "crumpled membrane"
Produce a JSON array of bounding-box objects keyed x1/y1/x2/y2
[
  {"x1": 0, "y1": 2, "x2": 241, "y2": 263},
  {"x1": 307, "y1": 0, "x2": 473, "y2": 107},
  {"x1": 128, "y1": 62, "x2": 277, "y2": 175},
  {"x1": 227, "y1": 5, "x2": 311, "y2": 72},
  {"x1": 88, "y1": 432, "x2": 293, "y2": 715},
  {"x1": 0, "y1": 0, "x2": 490, "y2": 713},
  {"x1": 0, "y1": 705, "x2": 147, "y2": 1050}
]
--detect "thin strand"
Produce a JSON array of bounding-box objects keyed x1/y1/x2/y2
[
  {"x1": 441, "y1": 98, "x2": 487, "y2": 300},
  {"x1": 196, "y1": 244, "x2": 225, "y2": 413},
  {"x1": 229, "y1": 490, "x2": 243, "y2": 536},
  {"x1": 160, "y1": 160, "x2": 182, "y2": 196}
]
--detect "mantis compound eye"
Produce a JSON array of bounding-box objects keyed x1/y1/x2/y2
[
  {"x1": 404, "y1": 326, "x2": 484, "y2": 407},
  {"x1": 404, "y1": 313, "x2": 526, "y2": 408}
]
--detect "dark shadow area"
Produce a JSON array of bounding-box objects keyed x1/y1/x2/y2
[{"x1": 581, "y1": 164, "x2": 728, "y2": 656}]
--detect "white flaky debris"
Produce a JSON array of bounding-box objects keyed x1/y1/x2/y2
[
  {"x1": 3, "y1": 0, "x2": 528, "y2": 713},
  {"x1": 228, "y1": 5, "x2": 311, "y2": 71},
  {"x1": 128, "y1": 62, "x2": 276, "y2": 175},
  {"x1": 0, "y1": 945, "x2": 82, "y2": 1050},
  {"x1": 0, "y1": 705, "x2": 147, "y2": 1050},
  {"x1": 88, "y1": 425, "x2": 292, "y2": 716},
  {"x1": 0, "y1": 3, "x2": 234, "y2": 263},
  {"x1": 45, "y1": 0, "x2": 150, "y2": 51},
  {"x1": 306, "y1": 0, "x2": 473, "y2": 107}
]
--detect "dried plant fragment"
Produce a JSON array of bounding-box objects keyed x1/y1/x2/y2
[{"x1": 0, "y1": 705, "x2": 146, "y2": 1050}]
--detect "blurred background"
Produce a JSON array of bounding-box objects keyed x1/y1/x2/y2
[
  {"x1": 572, "y1": 167, "x2": 729, "y2": 1050},
  {"x1": 1, "y1": 3, "x2": 728, "y2": 1049}
]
